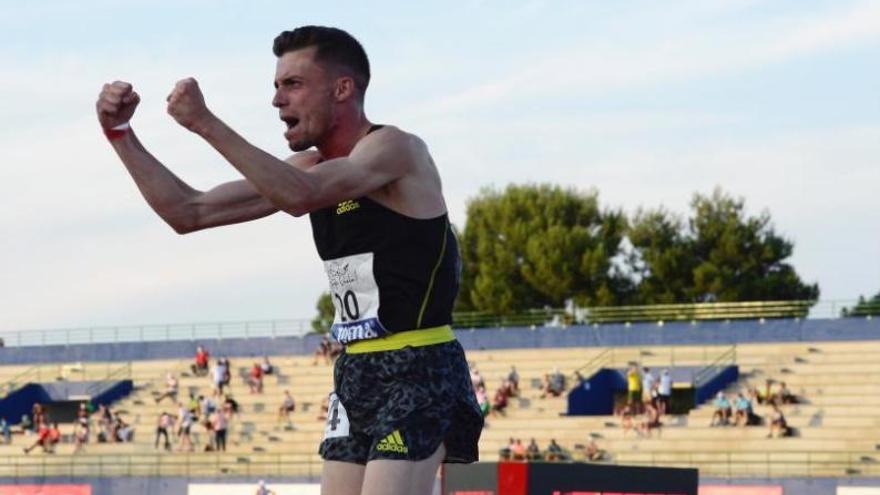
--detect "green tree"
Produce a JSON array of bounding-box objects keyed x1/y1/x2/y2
[
  {"x1": 311, "y1": 292, "x2": 335, "y2": 334},
  {"x1": 628, "y1": 188, "x2": 819, "y2": 303},
  {"x1": 458, "y1": 184, "x2": 629, "y2": 313},
  {"x1": 843, "y1": 291, "x2": 880, "y2": 317}
]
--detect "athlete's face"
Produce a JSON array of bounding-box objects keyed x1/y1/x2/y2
[{"x1": 272, "y1": 47, "x2": 338, "y2": 152}]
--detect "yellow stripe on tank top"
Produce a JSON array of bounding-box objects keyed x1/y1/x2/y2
[{"x1": 345, "y1": 325, "x2": 455, "y2": 354}]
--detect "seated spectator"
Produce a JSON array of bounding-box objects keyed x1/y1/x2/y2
[
  {"x1": 313, "y1": 335, "x2": 332, "y2": 366},
  {"x1": 475, "y1": 385, "x2": 490, "y2": 418},
  {"x1": 526, "y1": 438, "x2": 542, "y2": 461},
  {"x1": 491, "y1": 383, "x2": 510, "y2": 416},
  {"x1": 20, "y1": 414, "x2": 33, "y2": 435},
  {"x1": 278, "y1": 390, "x2": 296, "y2": 428},
  {"x1": 620, "y1": 403, "x2": 634, "y2": 436},
  {"x1": 23, "y1": 421, "x2": 51, "y2": 454},
  {"x1": 507, "y1": 366, "x2": 520, "y2": 396},
  {"x1": 710, "y1": 392, "x2": 732, "y2": 426},
  {"x1": 733, "y1": 393, "x2": 754, "y2": 427},
  {"x1": 768, "y1": 403, "x2": 789, "y2": 438},
  {"x1": 774, "y1": 382, "x2": 797, "y2": 405},
  {"x1": 155, "y1": 373, "x2": 179, "y2": 404},
  {"x1": 261, "y1": 356, "x2": 274, "y2": 376},
  {"x1": 510, "y1": 438, "x2": 526, "y2": 461},
  {"x1": 637, "y1": 402, "x2": 662, "y2": 437},
  {"x1": 249, "y1": 362, "x2": 264, "y2": 394},
  {"x1": 498, "y1": 437, "x2": 514, "y2": 461},
  {"x1": 585, "y1": 439, "x2": 603, "y2": 461},
  {"x1": 191, "y1": 345, "x2": 210, "y2": 377},
  {"x1": 1, "y1": 417, "x2": 9, "y2": 444},
  {"x1": 544, "y1": 438, "x2": 567, "y2": 461},
  {"x1": 116, "y1": 418, "x2": 134, "y2": 442},
  {"x1": 540, "y1": 369, "x2": 566, "y2": 399}
]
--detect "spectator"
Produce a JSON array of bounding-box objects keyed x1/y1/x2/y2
[
  {"x1": 96, "y1": 404, "x2": 113, "y2": 442},
  {"x1": 249, "y1": 362, "x2": 264, "y2": 394},
  {"x1": 544, "y1": 439, "x2": 566, "y2": 461},
  {"x1": 469, "y1": 364, "x2": 484, "y2": 391},
  {"x1": 710, "y1": 392, "x2": 732, "y2": 426},
  {"x1": 260, "y1": 356, "x2": 274, "y2": 376},
  {"x1": 658, "y1": 369, "x2": 673, "y2": 415},
  {"x1": 220, "y1": 357, "x2": 232, "y2": 386},
  {"x1": 507, "y1": 366, "x2": 520, "y2": 396},
  {"x1": 637, "y1": 402, "x2": 662, "y2": 437},
  {"x1": 224, "y1": 396, "x2": 240, "y2": 418},
  {"x1": 774, "y1": 382, "x2": 796, "y2": 405},
  {"x1": 641, "y1": 367, "x2": 656, "y2": 407},
  {"x1": 74, "y1": 407, "x2": 90, "y2": 453},
  {"x1": 23, "y1": 421, "x2": 51, "y2": 454},
  {"x1": 526, "y1": 438, "x2": 542, "y2": 461},
  {"x1": 155, "y1": 373, "x2": 179, "y2": 404},
  {"x1": 540, "y1": 369, "x2": 565, "y2": 398},
  {"x1": 211, "y1": 409, "x2": 228, "y2": 452},
  {"x1": 626, "y1": 364, "x2": 642, "y2": 413},
  {"x1": 498, "y1": 437, "x2": 514, "y2": 461},
  {"x1": 20, "y1": 414, "x2": 32, "y2": 435},
  {"x1": 475, "y1": 385, "x2": 490, "y2": 418},
  {"x1": 32, "y1": 403, "x2": 46, "y2": 429},
  {"x1": 313, "y1": 335, "x2": 332, "y2": 365},
  {"x1": 491, "y1": 382, "x2": 510, "y2": 416},
  {"x1": 510, "y1": 438, "x2": 526, "y2": 461},
  {"x1": 620, "y1": 402, "x2": 634, "y2": 436},
  {"x1": 585, "y1": 439, "x2": 603, "y2": 461},
  {"x1": 155, "y1": 412, "x2": 174, "y2": 451},
  {"x1": 278, "y1": 390, "x2": 296, "y2": 428},
  {"x1": 212, "y1": 359, "x2": 228, "y2": 397},
  {"x1": 199, "y1": 395, "x2": 217, "y2": 422},
  {"x1": 192, "y1": 345, "x2": 210, "y2": 377},
  {"x1": 116, "y1": 418, "x2": 134, "y2": 442},
  {"x1": 768, "y1": 403, "x2": 789, "y2": 438},
  {"x1": 733, "y1": 393, "x2": 753, "y2": 427},
  {"x1": 0, "y1": 418, "x2": 9, "y2": 445},
  {"x1": 178, "y1": 408, "x2": 195, "y2": 452}
]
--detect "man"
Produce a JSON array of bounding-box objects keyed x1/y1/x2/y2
[
  {"x1": 96, "y1": 25, "x2": 482, "y2": 495},
  {"x1": 657, "y1": 368, "x2": 672, "y2": 415}
]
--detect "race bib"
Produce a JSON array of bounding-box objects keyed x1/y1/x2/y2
[
  {"x1": 323, "y1": 252, "x2": 389, "y2": 344},
  {"x1": 322, "y1": 392, "x2": 350, "y2": 440}
]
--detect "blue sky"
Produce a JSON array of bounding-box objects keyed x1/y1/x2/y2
[{"x1": 1, "y1": 0, "x2": 878, "y2": 331}]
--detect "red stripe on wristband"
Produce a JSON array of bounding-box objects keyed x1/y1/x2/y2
[{"x1": 103, "y1": 123, "x2": 130, "y2": 140}]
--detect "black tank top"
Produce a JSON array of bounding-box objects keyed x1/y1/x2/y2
[{"x1": 309, "y1": 126, "x2": 460, "y2": 345}]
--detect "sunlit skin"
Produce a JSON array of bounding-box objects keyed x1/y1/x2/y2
[{"x1": 272, "y1": 46, "x2": 371, "y2": 160}]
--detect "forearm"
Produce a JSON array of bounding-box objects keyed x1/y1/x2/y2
[
  {"x1": 196, "y1": 117, "x2": 315, "y2": 215},
  {"x1": 110, "y1": 130, "x2": 200, "y2": 232}
]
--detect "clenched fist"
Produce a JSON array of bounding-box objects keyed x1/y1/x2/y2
[
  {"x1": 166, "y1": 77, "x2": 216, "y2": 134},
  {"x1": 96, "y1": 81, "x2": 140, "y2": 130}
]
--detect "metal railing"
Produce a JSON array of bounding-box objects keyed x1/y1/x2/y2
[
  {"x1": 693, "y1": 345, "x2": 737, "y2": 388},
  {"x1": 0, "y1": 299, "x2": 872, "y2": 349}
]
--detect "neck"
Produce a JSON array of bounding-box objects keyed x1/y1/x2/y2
[{"x1": 317, "y1": 110, "x2": 372, "y2": 160}]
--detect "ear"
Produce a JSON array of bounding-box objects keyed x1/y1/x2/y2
[{"x1": 333, "y1": 76, "x2": 356, "y2": 102}]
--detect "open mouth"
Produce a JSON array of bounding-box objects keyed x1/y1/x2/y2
[{"x1": 281, "y1": 117, "x2": 300, "y2": 130}]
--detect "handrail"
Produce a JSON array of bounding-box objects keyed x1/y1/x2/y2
[
  {"x1": 0, "y1": 364, "x2": 41, "y2": 398},
  {"x1": 692, "y1": 345, "x2": 737, "y2": 388},
  {"x1": 84, "y1": 362, "x2": 133, "y2": 396},
  {"x1": 573, "y1": 348, "x2": 613, "y2": 380},
  {"x1": 0, "y1": 299, "x2": 870, "y2": 349}
]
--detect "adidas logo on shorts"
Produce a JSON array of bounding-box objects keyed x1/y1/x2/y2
[{"x1": 376, "y1": 429, "x2": 408, "y2": 454}]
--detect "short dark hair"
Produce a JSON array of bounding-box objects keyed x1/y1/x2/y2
[{"x1": 273, "y1": 26, "x2": 370, "y2": 97}]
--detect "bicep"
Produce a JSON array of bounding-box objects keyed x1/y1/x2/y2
[
  {"x1": 300, "y1": 130, "x2": 419, "y2": 210},
  {"x1": 186, "y1": 180, "x2": 279, "y2": 231}
]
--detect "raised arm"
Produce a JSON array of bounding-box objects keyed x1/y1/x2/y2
[
  {"x1": 97, "y1": 81, "x2": 279, "y2": 234},
  {"x1": 165, "y1": 78, "x2": 416, "y2": 217}
]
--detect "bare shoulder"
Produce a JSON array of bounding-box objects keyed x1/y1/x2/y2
[{"x1": 283, "y1": 150, "x2": 322, "y2": 170}]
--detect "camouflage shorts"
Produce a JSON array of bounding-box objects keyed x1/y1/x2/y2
[{"x1": 318, "y1": 340, "x2": 483, "y2": 464}]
